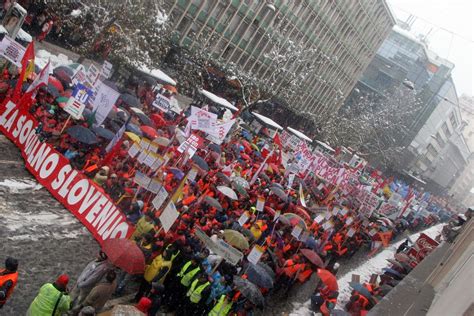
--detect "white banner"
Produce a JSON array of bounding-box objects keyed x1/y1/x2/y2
[
  {"x1": 91, "y1": 82, "x2": 120, "y2": 126},
  {"x1": 206, "y1": 119, "x2": 235, "y2": 144}
]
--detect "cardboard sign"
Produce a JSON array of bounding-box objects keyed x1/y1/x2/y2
[
  {"x1": 291, "y1": 225, "x2": 303, "y2": 239},
  {"x1": 0, "y1": 100, "x2": 133, "y2": 243},
  {"x1": 247, "y1": 245, "x2": 264, "y2": 265},
  {"x1": 152, "y1": 186, "x2": 168, "y2": 209},
  {"x1": 238, "y1": 212, "x2": 249, "y2": 226},
  {"x1": 0, "y1": 35, "x2": 26, "y2": 66},
  {"x1": 63, "y1": 83, "x2": 92, "y2": 119},
  {"x1": 152, "y1": 94, "x2": 172, "y2": 112},
  {"x1": 256, "y1": 196, "x2": 265, "y2": 212},
  {"x1": 128, "y1": 143, "x2": 141, "y2": 158},
  {"x1": 159, "y1": 201, "x2": 179, "y2": 233},
  {"x1": 195, "y1": 228, "x2": 243, "y2": 266}
]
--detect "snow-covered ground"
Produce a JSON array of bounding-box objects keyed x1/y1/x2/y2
[{"x1": 289, "y1": 224, "x2": 444, "y2": 315}]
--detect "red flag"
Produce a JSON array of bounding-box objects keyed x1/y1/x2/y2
[
  {"x1": 101, "y1": 138, "x2": 124, "y2": 167},
  {"x1": 17, "y1": 61, "x2": 50, "y2": 109},
  {"x1": 269, "y1": 133, "x2": 282, "y2": 165},
  {"x1": 12, "y1": 41, "x2": 35, "y2": 102}
]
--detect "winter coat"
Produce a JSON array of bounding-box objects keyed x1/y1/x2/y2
[
  {"x1": 83, "y1": 280, "x2": 117, "y2": 311},
  {"x1": 129, "y1": 216, "x2": 155, "y2": 241},
  {"x1": 77, "y1": 260, "x2": 112, "y2": 289},
  {"x1": 27, "y1": 283, "x2": 71, "y2": 316}
]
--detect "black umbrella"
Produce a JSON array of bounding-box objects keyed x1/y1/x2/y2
[
  {"x1": 271, "y1": 182, "x2": 285, "y2": 190},
  {"x1": 53, "y1": 66, "x2": 73, "y2": 84},
  {"x1": 130, "y1": 107, "x2": 153, "y2": 126},
  {"x1": 120, "y1": 93, "x2": 140, "y2": 107},
  {"x1": 92, "y1": 126, "x2": 115, "y2": 140},
  {"x1": 67, "y1": 125, "x2": 98, "y2": 144},
  {"x1": 217, "y1": 172, "x2": 231, "y2": 185},
  {"x1": 192, "y1": 155, "x2": 209, "y2": 171},
  {"x1": 202, "y1": 196, "x2": 222, "y2": 211},
  {"x1": 126, "y1": 123, "x2": 143, "y2": 136},
  {"x1": 233, "y1": 276, "x2": 265, "y2": 307},
  {"x1": 209, "y1": 143, "x2": 221, "y2": 154},
  {"x1": 246, "y1": 263, "x2": 274, "y2": 288},
  {"x1": 8, "y1": 79, "x2": 30, "y2": 92},
  {"x1": 259, "y1": 173, "x2": 271, "y2": 183}
]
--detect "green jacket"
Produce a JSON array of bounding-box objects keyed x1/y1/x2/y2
[{"x1": 27, "y1": 283, "x2": 71, "y2": 316}]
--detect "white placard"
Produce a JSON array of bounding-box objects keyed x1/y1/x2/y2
[
  {"x1": 256, "y1": 197, "x2": 265, "y2": 212},
  {"x1": 332, "y1": 208, "x2": 339, "y2": 216},
  {"x1": 322, "y1": 220, "x2": 334, "y2": 230},
  {"x1": 153, "y1": 93, "x2": 172, "y2": 112},
  {"x1": 287, "y1": 173, "x2": 296, "y2": 188},
  {"x1": 86, "y1": 64, "x2": 100, "y2": 85},
  {"x1": 137, "y1": 149, "x2": 148, "y2": 164},
  {"x1": 325, "y1": 211, "x2": 332, "y2": 220},
  {"x1": 101, "y1": 60, "x2": 113, "y2": 79},
  {"x1": 339, "y1": 208, "x2": 348, "y2": 216},
  {"x1": 347, "y1": 227, "x2": 356, "y2": 237},
  {"x1": 144, "y1": 152, "x2": 157, "y2": 167},
  {"x1": 368, "y1": 229, "x2": 378, "y2": 237},
  {"x1": 147, "y1": 178, "x2": 162, "y2": 194},
  {"x1": 150, "y1": 156, "x2": 164, "y2": 171},
  {"x1": 187, "y1": 167, "x2": 198, "y2": 182},
  {"x1": 238, "y1": 212, "x2": 249, "y2": 226},
  {"x1": 291, "y1": 225, "x2": 303, "y2": 239},
  {"x1": 247, "y1": 246, "x2": 264, "y2": 265},
  {"x1": 140, "y1": 138, "x2": 151, "y2": 150},
  {"x1": 0, "y1": 35, "x2": 26, "y2": 66},
  {"x1": 152, "y1": 186, "x2": 168, "y2": 209},
  {"x1": 128, "y1": 143, "x2": 141, "y2": 158},
  {"x1": 134, "y1": 171, "x2": 151, "y2": 188},
  {"x1": 159, "y1": 202, "x2": 179, "y2": 233},
  {"x1": 63, "y1": 83, "x2": 92, "y2": 120},
  {"x1": 314, "y1": 214, "x2": 325, "y2": 224},
  {"x1": 346, "y1": 217, "x2": 354, "y2": 225},
  {"x1": 91, "y1": 81, "x2": 120, "y2": 126}
]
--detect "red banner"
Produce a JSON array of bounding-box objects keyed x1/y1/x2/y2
[{"x1": 0, "y1": 100, "x2": 134, "y2": 244}]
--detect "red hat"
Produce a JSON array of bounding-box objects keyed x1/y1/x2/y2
[
  {"x1": 55, "y1": 274, "x2": 69, "y2": 287},
  {"x1": 136, "y1": 297, "x2": 152, "y2": 313}
]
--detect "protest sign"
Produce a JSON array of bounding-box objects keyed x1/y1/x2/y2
[
  {"x1": 314, "y1": 214, "x2": 325, "y2": 224},
  {"x1": 189, "y1": 106, "x2": 217, "y2": 132},
  {"x1": 206, "y1": 119, "x2": 236, "y2": 144},
  {"x1": 291, "y1": 225, "x2": 303, "y2": 239},
  {"x1": 187, "y1": 167, "x2": 198, "y2": 182},
  {"x1": 128, "y1": 143, "x2": 141, "y2": 158},
  {"x1": 134, "y1": 171, "x2": 151, "y2": 188},
  {"x1": 287, "y1": 173, "x2": 295, "y2": 188},
  {"x1": 63, "y1": 83, "x2": 92, "y2": 119},
  {"x1": 144, "y1": 152, "x2": 157, "y2": 168},
  {"x1": 101, "y1": 60, "x2": 113, "y2": 79},
  {"x1": 159, "y1": 202, "x2": 179, "y2": 233},
  {"x1": 91, "y1": 82, "x2": 120, "y2": 126},
  {"x1": 238, "y1": 212, "x2": 249, "y2": 226},
  {"x1": 152, "y1": 94, "x2": 172, "y2": 112},
  {"x1": 137, "y1": 149, "x2": 148, "y2": 164},
  {"x1": 150, "y1": 155, "x2": 164, "y2": 171},
  {"x1": 177, "y1": 134, "x2": 203, "y2": 157},
  {"x1": 0, "y1": 100, "x2": 133, "y2": 244},
  {"x1": 247, "y1": 245, "x2": 264, "y2": 265},
  {"x1": 195, "y1": 229, "x2": 243, "y2": 266},
  {"x1": 152, "y1": 186, "x2": 168, "y2": 209},
  {"x1": 86, "y1": 64, "x2": 100, "y2": 86},
  {"x1": 147, "y1": 178, "x2": 162, "y2": 194},
  {"x1": 0, "y1": 35, "x2": 26, "y2": 66},
  {"x1": 256, "y1": 196, "x2": 265, "y2": 212}
]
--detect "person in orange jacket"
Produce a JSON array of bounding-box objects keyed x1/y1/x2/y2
[{"x1": 0, "y1": 257, "x2": 18, "y2": 309}]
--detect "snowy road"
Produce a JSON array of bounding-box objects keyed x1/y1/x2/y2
[
  {"x1": 288, "y1": 224, "x2": 444, "y2": 315},
  {"x1": 0, "y1": 136, "x2": 99, "y2": 314}
]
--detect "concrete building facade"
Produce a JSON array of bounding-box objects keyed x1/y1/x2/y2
[
  {"x1": 344, "y1": 23, "x2": 470, "y2": 192},
  {"x1": 163, "y1": 0, "x2": 396, "y2": 114},
  {"x1": 449, "y1": 95, "x2": 474, "y2": 207}
]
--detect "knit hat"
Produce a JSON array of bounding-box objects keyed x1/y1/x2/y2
[{"x1": 56, "y1": 274, "x2": 69, "y2": 287}]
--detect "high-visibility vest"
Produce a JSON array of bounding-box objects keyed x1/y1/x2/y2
[
  {"x1": 209, "y1": 294, "x2": 233, "y2": 316},
  {"x1": 178, "y1": 261, "x2": 201, "y2": 287},
  {"x1": 0, "y1": 270, "x2": 18, "y2": 304},
  {"x1": 155, "y1": 260, "x2": 172, "y2": 285},
  {"x1": 187, "y1": 279, "x2": 210, "y2": 304}
]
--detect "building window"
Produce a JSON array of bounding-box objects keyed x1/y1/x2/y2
[
  {"x1": 442, "y1": 122, "x2": 452, "y2": 138},
  {"x1": 450, "y1": 112, "x2": 458, "y2": 128},
  {"x1": 426, "y1": 144, "x2": 438, "y2": 160},
  {"x1": 435, "y1": 132, "x2": 445, "y2": 148}
]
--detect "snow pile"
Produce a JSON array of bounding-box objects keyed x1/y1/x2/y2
[
  {"x1": 156, "y1": 9, "x2": 168, "y2": 26},
  {"x1": 70, "y1": 9, "x2": 82, "y2": 17},
  {"x1": 290, "y1": 224, "x2": 444, "y2": 315},
  {"x1": 0, "y1": 179, "x2": 42, "y2": 193},
  {"x1": 35, "y1": 49, "x2": 74, "y2": 73}
]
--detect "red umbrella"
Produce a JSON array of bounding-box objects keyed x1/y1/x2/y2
[
  {"x1": 102, "y1": 238, "x2": 145, "y2": 274},
  {"x1": 300, "y1": 249, "x2": 325, "y2": 267},
  {"x1": 48, "y1": 76, "x2": 64, "y2": 92},
  {"x1": 317, "y1": 268, "x2": 338, "y2": 291},
  {"x1": 140, "y1": 125, "x2": 158, "y2": 139},
  {"x1": 151, "y1": 113, "x2": 167, "y2": 127}
]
